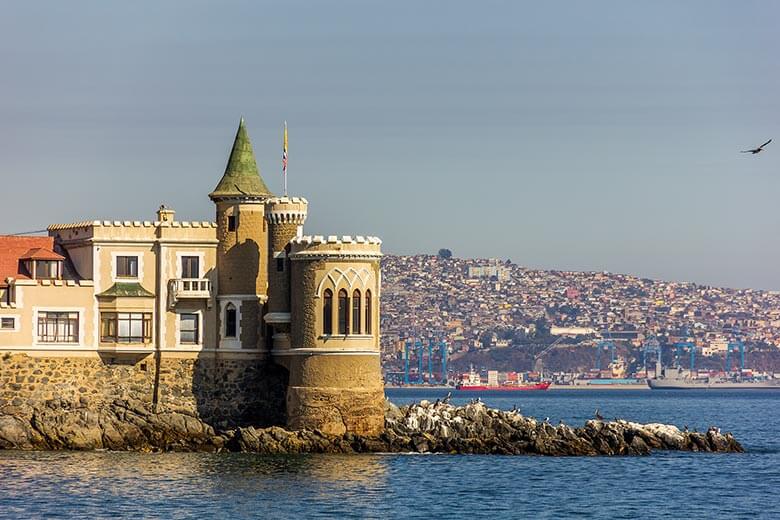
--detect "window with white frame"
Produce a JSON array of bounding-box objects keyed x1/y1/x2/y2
[
  {"x1": 1, "y1": 317, "x2": 15, "y2": 330},
  {"x1": 181, "y1": 256, "x2": 199, "y2": 278},
  {"x1": 37, "y1": 311, "x2": 79, "y2": 343},
  {"x1": 116, "y1": 256, "x2": 139, "y2": 278},
  {"x1": 180, "y1": 313, "x2": 199, "y2": 344}
]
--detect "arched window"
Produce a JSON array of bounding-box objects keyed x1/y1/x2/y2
[
  {"x1": 338, "y1": 289, "x2": 349, "y2": 335},
  {"x1": 352, "y1": 289, "x2": 361, "y2": 335},
  {"x1": 323, "y1": 289, "x2": 333, "y2": 335},
  {"x1": 225, "y1": 303, "x2": 237, "y2": 338},
  {"x1": 365, "y1": 290, "x2": 372, "y2": 335}
]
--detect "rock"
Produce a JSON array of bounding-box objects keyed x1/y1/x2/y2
[{"x1": 0, "y1": 399, "x2": 744, "y2": 456}]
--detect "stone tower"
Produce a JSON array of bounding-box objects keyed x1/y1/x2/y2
[
  {"x1": 264, "y1": 196, "x2": 308, "y2": 350},
  {"x1": 209, "y1": 118, "x2": 273, "y2": 350},
  {"x1": 277, "y1": 235, "x2": 385, "y2": 436}
]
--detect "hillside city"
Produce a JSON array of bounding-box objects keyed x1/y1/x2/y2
[{"x1": 380, "y1": 253, "x2": 780, "y2": 384}]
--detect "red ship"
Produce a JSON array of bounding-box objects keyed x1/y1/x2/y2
[{"x1": 455, "y1": 381, "x2": 551, "y2": 391}]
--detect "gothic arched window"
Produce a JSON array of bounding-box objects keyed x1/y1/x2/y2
[
  {"x1": 352, "y1": 289, "x2": 361, "y2": 335},
  {"x1": 323, "y1": 289, "x2": 333, "y2": 335},
  {"x1": 364, "y1": 290, "x2": 372, "y2": 335},
  {"x1": 225, "y1": 303, "x2": 237, "y2": 338},
  {"x1": 338, "y1": 289, "x2": 349, "y2": 335}
]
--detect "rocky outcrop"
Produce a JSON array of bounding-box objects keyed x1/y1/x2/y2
[
  {"x1": 0, "y1": 399, "x2": 743, "y2": 455},
  {"x1": 381, "y1": 400, "x2": 743, "y2": 455}
]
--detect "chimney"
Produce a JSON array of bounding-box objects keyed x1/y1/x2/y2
[{"x1": 157, "y1": 205, "x2": 176, "y2": 223}]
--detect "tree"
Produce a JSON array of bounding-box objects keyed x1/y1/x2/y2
[{"x1": 438, "y1": 248, "x2": 453, "y2": 259}]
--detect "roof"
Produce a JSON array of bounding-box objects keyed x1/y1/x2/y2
[
  {"x1": 19, "y1": 247, "x2": 65, "y2": 261},
  {"x1": 0, "y1": 235, "x2": 57, "y2": 282},
  {"x1": 96, "y1": 282, "x2": 155, "y2": 298},
  {"x1": 209, "y1": 118, "x2": 273, "y2": 200}
]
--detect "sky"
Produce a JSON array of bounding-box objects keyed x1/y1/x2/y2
[{"x1": 1, "y1": 1, "x2": 778, "y2": 289}]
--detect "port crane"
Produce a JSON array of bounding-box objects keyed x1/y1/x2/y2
[
  {"x1": 403, "y1": 338, "x2": 448, "y2": 385},
  {"x1": 725, "y1": 340, "x2": 746, "y2": 372},
  {"x1": 532, "y1": 336, "x2": 568, "y2": 380}
]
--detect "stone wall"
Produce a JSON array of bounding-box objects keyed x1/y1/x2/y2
[{"x1": 0, "y1": 352, "x2": 287, "y2": 428}]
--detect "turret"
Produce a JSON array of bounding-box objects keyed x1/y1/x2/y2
[
  {"x1": 209, "y1": 118, "x2": 273, "y2": 350},
  {"x1": 276, "y1": 235, "x2": 384, "y2": 436},
  {"x1": 264, "y1": 196, "x2": 308, "y2": 349}
]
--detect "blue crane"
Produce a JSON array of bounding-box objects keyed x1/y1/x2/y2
[
  {"x1": 403, "y1": 337, "x2": 448, "y2": 384},
  {"x1": 725, "y1": 340, "x2": 746, "y2": 372}
]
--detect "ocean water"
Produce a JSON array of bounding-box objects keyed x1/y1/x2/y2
[{"x1": 1, "y1": 389, "x2": 778, "y2": 519}]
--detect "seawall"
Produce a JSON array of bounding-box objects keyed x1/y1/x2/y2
[{"x1": 0, "y1": 352, "x2": 287, "y2": 428}]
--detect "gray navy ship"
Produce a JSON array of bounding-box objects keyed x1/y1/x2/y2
[{"x1": 648, "y1": 365, "x2": 780, "y2": 390}]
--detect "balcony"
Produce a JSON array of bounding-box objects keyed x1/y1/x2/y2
[{"x1": 168, "y1": 278, "x2": 213, "y2": 309}]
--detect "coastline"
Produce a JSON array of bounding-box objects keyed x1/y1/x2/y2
[
  {"x1": 384, "y1": 384, "x2": 650, "y2": 391},
  {"x1": 0, "y1": 398, "x2": 742, "y2": 455}
]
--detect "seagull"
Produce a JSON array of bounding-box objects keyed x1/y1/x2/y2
[
  {"x1": 741, "y1": 139, "x2": 772, "y2": 154},
  {"x1": 443, "y1": 391, "x2": 452, "y2": 403},
  {"x1": 594, "y1": 409, "x2": 605, "y2": 421}
]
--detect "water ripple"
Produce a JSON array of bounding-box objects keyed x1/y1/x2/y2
[{"x1": 1, "y1": 390, "x2": 778, "y2": 519}]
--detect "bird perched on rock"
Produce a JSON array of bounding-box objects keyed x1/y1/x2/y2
[
  {"x1": 594, "y1": 409, "x2": 605, "y2": 421},
  {"x1": 443, "y1": 391, "x2": 452, "y2": 404},
  {"x1": 741, "y1": 139, "x2": 772, "y2": 154}
]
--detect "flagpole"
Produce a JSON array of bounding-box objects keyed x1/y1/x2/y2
[{"x1": 283, "y1": 121, "x2": 288, "y2": 197}]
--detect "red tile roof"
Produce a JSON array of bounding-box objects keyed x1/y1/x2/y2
[
  {"x1": 0, "y1": 235, "x2": 57, "y2": 283},
  {"x1": 19, "y1": 247, "x2": 65, "y2": 261}
]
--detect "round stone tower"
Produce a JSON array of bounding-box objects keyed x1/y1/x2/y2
[
  {"x1": 264, "y1": 196, "x2": 308, "y2": 349},
  {"x1": 209, "y1": 118, "x2": 273, "y2": 350},
  {"x1": 276, "y1": 235, "x2": 384, "y2": 436}
]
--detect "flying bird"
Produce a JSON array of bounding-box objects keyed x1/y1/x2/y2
[{"x1": 740, "y1": 139, "x2": 772, "y2": 154}]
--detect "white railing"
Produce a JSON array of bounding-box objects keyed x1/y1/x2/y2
[{"x1": 168, "y1": 278, "x2": 212, "y2": 308}]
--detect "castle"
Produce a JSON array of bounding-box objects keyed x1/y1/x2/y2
[{"x1": 0, "y1": 119, "x2": 385, "y2": 436}]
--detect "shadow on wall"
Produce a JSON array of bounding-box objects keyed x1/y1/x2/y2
[
  {"x1": 185, "y1": 353, "x2": 289, "y2": 429},
  {"x1": 221, "y1": 239, "x2": 259, "y2": 288}
]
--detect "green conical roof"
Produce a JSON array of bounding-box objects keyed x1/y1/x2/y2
[{"x1": 209, "y1": 118, "x2": 273, "y2": 199}]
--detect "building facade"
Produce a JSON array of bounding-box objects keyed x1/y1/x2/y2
[{"x1": 0, "y1": 119, "x2": 384, "y2": 436}]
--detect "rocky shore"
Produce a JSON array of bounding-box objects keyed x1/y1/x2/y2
[{"x1": 0, "y1": 398, "x2": 743, "y2": 455}]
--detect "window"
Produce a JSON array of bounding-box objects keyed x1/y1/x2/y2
[
  {"x1": 365, "y1": 290, "x2": 372, "y2": 335},
  {"x1": 1, "y1": 317, "x2": 15, "y2": 330},
  {"x1": 37, "y1": 312, "x2": 79, "y2": 343},
  {"x1": 225, "y1": 303, "x2": 237, "y2": 338},
  {"x1": 180, "y1": 313, "x2": 199, "y2": 344},
  {"x1": 338, "y1": 289, "x2": 349, "y2": 335},
  {"x1": 227, "y1": 215, "x2": 236, "y2": 231},
  {"x1": 100, "y1": 312, "x2": 152, "y2": 343},
  {"x1": 35, "y1": 260, "x2": 61, "y2": 279},
  {"x1": 276, "y1": 257, "x2": 285, "y2": 272},
  {"x1": 116, "y1": 256, "x2": 138, "y2": 278},
  {"x1": 323, "y1": 289, "x2": 333, "y2": 335},
  {"x1": 352, "y1": 289, "x2": 361, "y2": 335},
  {"x1": 181, "y1": 256, "x2": 199, "y2": 278}
]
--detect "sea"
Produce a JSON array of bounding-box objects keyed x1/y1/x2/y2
[{"x1": 1, "y1": 389, "x2": 778, "y2": 519}]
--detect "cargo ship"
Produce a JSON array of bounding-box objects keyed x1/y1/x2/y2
[
  {"x1": 647, "y1": 367, "x2": 780, "y2": 390},
  {"x1": 456, "y1": 381, "x2": 551, "y2": 391},
  {"x1": 455, "y1": 367, "x2": 550, "y2": 391}
]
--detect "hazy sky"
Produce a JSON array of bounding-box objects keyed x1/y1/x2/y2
[{"x1": 1, "y1": 1, "x2": 778, "y2": 289}]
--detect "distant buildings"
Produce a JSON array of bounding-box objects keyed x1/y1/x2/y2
[{"x1": 380, "y1": 254, "x2": 780, "y2": 371}]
